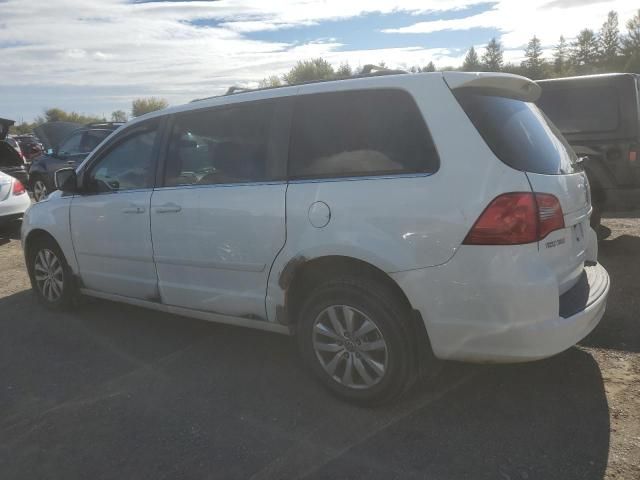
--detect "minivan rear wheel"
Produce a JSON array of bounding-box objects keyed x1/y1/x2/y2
[{"x1": 297, "y1": 276, "x2": 415, "y2": 405}]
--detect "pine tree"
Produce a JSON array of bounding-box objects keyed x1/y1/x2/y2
[
  {"x1": 482, "y1": 38, "x2": 504, "y2": 71},
  {"x1": 600, "y1": 11, "x2": 620, "y2": 67},
  {"x1": 553, "y1": 35, "x2": 569, "y2": 75},
  {"x1": 423, "y1": 61, "x2": 436, "y2": 72},
  {"x1": 462, "y1": 46, "x2": 481, "y2": 71},
  {"x1": 335, "y1": 62, "x2": 353, "y2": 78},
  {"x1": 571, "y1": 29, "x2": 599, "y2": 71},
  {"x1": 522, "y1": 35, "x2": 545, "y2": 79},
  {"x1": 622, "y1": 9, "x2": 640, "y2": 72}
]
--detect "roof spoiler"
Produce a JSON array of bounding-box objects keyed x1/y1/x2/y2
[{"x1": 443, "y1": 72, "x2": 541, "y2": 102}]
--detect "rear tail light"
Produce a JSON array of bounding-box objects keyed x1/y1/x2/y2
[
  {"x1": 463, "y1": 192, "x2": 564, "y2": 245},
  {"x1": 12, "y1": 180, "x2": 26, "y2": 196},
  {"x1": 630, "y1": 147, "x2": 638, "y2": 163},
  {"x1": 536, "y1": 193, "x2": 565, "y2": 239}
]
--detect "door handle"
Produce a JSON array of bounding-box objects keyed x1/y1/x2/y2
[
  {"x1": 155, "y1": 203, "x2": 182, "y2": 214},
  {"x1": 122, "y1": 205, "x2": 146, "y2": 214},
  {"x1": 66, "y1": 160, "x2": 76, "y2": 165}
]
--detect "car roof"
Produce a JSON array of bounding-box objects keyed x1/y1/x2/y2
[{"x1": 126, "y1": 71, "x2": 536, "y2": 128}]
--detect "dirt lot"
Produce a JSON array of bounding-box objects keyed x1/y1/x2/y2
[{"x1": 0, "y1": 216, "x2": 638, "y2": 479}]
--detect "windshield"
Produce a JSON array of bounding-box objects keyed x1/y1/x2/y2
[{"x1": 455, "y1": 90, "x2": 579, "y2": 175}]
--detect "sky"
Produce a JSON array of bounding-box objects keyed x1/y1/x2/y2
[{"x1": 0, "y1": 0, "x2": 638, "y2": 122}]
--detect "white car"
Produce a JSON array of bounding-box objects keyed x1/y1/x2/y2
[
  {"x1": 21, "y1": 71, "x2": 609, "y2": 404},
  {"x1": 0, "y1": 171, "x2": 30, "y2": 226}
]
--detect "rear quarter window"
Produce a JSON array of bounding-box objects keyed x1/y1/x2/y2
[
  {"x1": 455, "y1": 90, "x2": 579, "y2": 175},
  {"x1": 288, "y1": 89, "x2": 439, "y2": 179}
]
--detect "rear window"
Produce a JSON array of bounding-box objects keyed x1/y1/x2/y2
[
  {"x1": 288, "y1": 89, "x2": 439, "y2": 179},
  {"x1": 537, "y1": 86, "x2": 620, "y2": 134},
  {"x1": 82, "y1": 130, "x2": 111, "y2": 153},
  {"x1": 455, "y1": 90, "x2": 579, "y2": 175}
]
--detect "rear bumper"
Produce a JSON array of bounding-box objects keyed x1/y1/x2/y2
[
  {"x1": 391, "y1": 246, "x2": 609, "y2": 363},
  {"x1": 0, "y1": 193, "x2": 31, "y2": 222},
  {"x1": 449, "y1": 263, "x2": 608, "y2": 362}
]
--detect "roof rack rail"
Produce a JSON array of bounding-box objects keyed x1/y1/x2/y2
[
  {"x1": 190, "y1": 66, "x2": 409, "y2": 103},
  {"x1": 359, "y1": 64, "x2": 407, "y2": 75},
  {"x1": 85, "y1": 121, "x2": 125, "y2": 128},
  {"x1": 225, "y1": 86, "x2": 252, "y2": 95}
]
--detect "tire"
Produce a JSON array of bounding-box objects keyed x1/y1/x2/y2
[
  {"x1": 31, "y1": 177, "x2": 50, "y2": 202},
  {"x1": 27, "y1": 236, "x2": 76, "y2": 310},
  {"x1": 297, "y1": 276, "x2": 416, "y2": 406}
]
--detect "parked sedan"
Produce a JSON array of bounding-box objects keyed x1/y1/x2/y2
[
  {"x1": 29, "y1": 122, "x2": 121, "y2": 201},
  {"x1": 0, "y1": 171, "x2": 30, "y2": 226}
]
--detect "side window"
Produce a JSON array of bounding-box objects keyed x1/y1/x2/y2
[
  {"x1": 58, "y1": 132, "x2": 84, "y2": 156},
  {"x1": 87, "y1": 124, "x2": 158, "y2": 193},
  {"x1": 164, "y1": 100, "x2": 281, "y2": 187},
  {"x1": 289, "y1": 89, "x2": 439, "y2": 179},
  {"x1": 79, "y1": 130, "x2": 111, "y2": 154}
]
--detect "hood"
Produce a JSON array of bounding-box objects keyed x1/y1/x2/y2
[
  {"x1": 34, "y1": 121, "x2": 82, "y2": 150},
  {"x1": 0, "y1": 118, "x2": 14, "y2": 140}
]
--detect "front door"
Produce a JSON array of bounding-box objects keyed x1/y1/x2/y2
[
  {"x1": 70, "y1": 119, "x2": 161, "y2": 299},
  {"x1": 150, "y1": 99, "x2": 290, "y2": 319}
]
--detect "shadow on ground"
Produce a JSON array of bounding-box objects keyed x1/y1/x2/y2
[
  {"x1": 581, "y1": 233, "x2": 640, "y2": 353},
  {"x1": 0, "y1": 289, "x2": 610, "y2": 479},
  {"x1": 0, "y1": 220, "x2": 21, "y2": 245}
]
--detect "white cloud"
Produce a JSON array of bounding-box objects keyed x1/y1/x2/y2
[
  {"x1": 0, "y1": 0, "x2": 637, "y2": 120},
  {"x1": 383, "y1": 0, "x2": 639, "y2": 49}
]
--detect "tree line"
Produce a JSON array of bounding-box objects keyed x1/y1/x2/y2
[
  {"x1": 265, "y1": 8, "x2": 639, "y2": 86},
  {"x1": 10, "y1": 97, "x2": 169, "y2": 135},
  {"x1": 459, "y1": 9, "x2": 639, "y2": 79},
  {"x1": 9, "y1": 9, "x2": 639, "y2": 135}
]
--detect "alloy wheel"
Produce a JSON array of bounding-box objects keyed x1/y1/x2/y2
[
  {"x1": 33, "y1": 248, "x2": 64, "y2": 302},
  {"x1": 33, "y1": 180, "x2": 48, "y2": 202},
  {"x1": 312, "y1": 305, "x2": 389, "y2": 389}
]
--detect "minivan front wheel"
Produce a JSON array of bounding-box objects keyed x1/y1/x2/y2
[{"x1": 297, "y1": 276, "x2": 415, "y2": 405}]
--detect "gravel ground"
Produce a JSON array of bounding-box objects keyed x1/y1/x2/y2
[{"x1": 0, "y1": 215, "x2": 638, "y2": 479}]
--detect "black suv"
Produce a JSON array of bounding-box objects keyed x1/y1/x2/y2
[
  {"x1": 29, "y1": 122, "x2": 122, "y2": 201},
  {"x1": 537, "y1": 73, "x2": 640, "y2": 231}
]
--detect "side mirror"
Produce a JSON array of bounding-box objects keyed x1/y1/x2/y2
[{"x1": 54, "y1": 167, "x2": 78, "y2": 193}]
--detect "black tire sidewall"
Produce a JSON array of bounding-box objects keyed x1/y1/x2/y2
[{"x1": 297, "y1": 279, "x2": 413, "y2": 405}]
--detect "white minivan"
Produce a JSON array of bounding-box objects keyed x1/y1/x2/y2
[{"x1": 21, "y1": 71, "x2": 609, "y2": 404}]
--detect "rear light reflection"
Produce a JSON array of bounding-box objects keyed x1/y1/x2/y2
[
  {"x1": 536, "y1": 193, "x2": 565, "y2": 239},
  {"x1": 463, "y1": 192, "x2": 565, "y2": 245}
]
